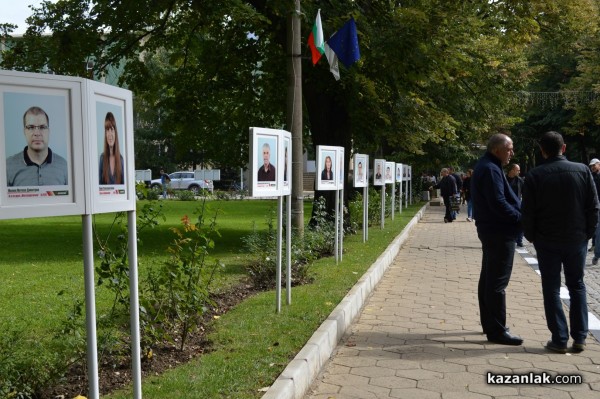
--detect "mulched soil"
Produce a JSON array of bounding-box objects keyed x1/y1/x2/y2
[{"x1": 43, "y1": 282, "x2": 258, "y2": 399}]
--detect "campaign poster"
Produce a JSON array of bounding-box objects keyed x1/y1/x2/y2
[
  {"x1": 354, "y1": 154, "x2": 368, "y2": 188},
  {"x1": 385, "y1": 161, "x2": 395, "y2": 184},
  {"x1": 403, "y1": 164, "x2": 410, "y2": 181},
  {"x1": 316, "y1": 145, "x2": 338, "y2": 191},
  {"x1": 373, "y1": 159, "x2": 385, "y2": 186},
  {"x1": 96, "y1": 100, "x2": 126, "y2": 196},
  {"x1": 396, "y1": 163, "x2": 403, "y2": 183},
  {"x1": 249, "y1": 127, "x2": 281, "y2": 197},
  {"x1": 0, "y1": 71, "x2": 85, "y2": 219},
  {"x1": 337, "y1": 147, "x2": 345, "y2": 190},
  {"x1": 280, "y1": 131, "x2": 291, "y2": 195},
  {"x1": 87, "y1": 80, "x2": 135, "y2": 214}
]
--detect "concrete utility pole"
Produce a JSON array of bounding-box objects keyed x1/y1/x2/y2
[{"x1": 288, "y1": 0, "x2": 304, "y2": 233}]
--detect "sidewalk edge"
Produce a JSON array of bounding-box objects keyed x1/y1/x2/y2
[{"x1": 261, "y1": 204, "x2": 427, "y2": 399}]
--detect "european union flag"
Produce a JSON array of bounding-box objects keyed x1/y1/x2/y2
[{"x1": 326, "y1": 17, "x2": 360, "y2": 68}]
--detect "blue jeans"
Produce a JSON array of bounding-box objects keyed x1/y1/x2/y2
[
  {"x1": 477, "y1": 232, "x2": 516, "y2": 336},
  {"x1": 467, "y1": 199, "x2": 473, "y2": 219},
  {"x1": 534, "y1": 240, "x2": 588, "y2": 345}
]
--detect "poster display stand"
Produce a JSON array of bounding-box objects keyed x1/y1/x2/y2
[
  {"x1": 373, "y1": 159, "x2": 385, "y2": 229},
  {"x1": 316, "y1": 145, "x2": 345, "y2": 263},
  {"x1": 249, "y1": 128, "x2": 292, "y2": 312},
  {"x1": 385, "y1": 161, "x2": 395, "y2": 220},
  {"x1": 396, "y1": 163, "x2": 403, "y2": 214},
  {"x1": 353, "y1": 154, "x2": 368, "y2": 242},
  {"x1": 0, "y1": 70, "x2": 139, "y2": 399}
]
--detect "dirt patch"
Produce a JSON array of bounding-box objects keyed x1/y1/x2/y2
[{"x1": 43, "y1": 282, "x2": 258, "y2": 398}]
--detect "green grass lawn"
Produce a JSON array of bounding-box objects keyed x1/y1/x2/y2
[
  {"x1": 0, "y1": 197, "x2": 423, "y2": 398},
  {"x1": 0, "y1": 199, "x2": 295, "y2": 345}
]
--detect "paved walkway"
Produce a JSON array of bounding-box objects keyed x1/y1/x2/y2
[{"x1": 304, "y1": 205, "x2": 600, "y2": 399}]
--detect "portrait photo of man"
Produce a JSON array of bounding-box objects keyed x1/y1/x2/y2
[
  {"x1": 257, "y1": 141, "x2": 276, "y2": 181},
  {"x1": 357, "y1": 161, "x2": 364, "y2": 182},
  {"x1": 375, "y1": 163, "x2": 382, "y2": 180},
  {"x1": 6, "y1": 106, "x2": 68, "y2": 186}
]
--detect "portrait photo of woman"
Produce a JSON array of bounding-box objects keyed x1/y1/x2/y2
[
  {"x1": 98, "y1": 111, "x2": 124, "y2": 185},
  {"x1": 321, "y1": 155, "x2": 334, "y2": 180}
]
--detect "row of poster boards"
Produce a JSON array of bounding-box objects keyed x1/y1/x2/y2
[
  {"x1": 248, "y1": 134, "x2": 413, "y2": 197},
  {"x1": 353, "y1": 157, "x2": 413, "y2": 188},
  {"x1": 314, "y1": 150, "x2": 412, "y2": 191},
  {"x1": 0, "y1": 69, "x2": 135, "y2": 220}
]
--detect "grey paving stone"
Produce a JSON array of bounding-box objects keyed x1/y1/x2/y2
[{"x1": 300, "y1": 206, "x2": 600, "y2": 399}]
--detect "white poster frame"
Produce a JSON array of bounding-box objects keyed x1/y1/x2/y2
[
  {"x1": 373, "y1": 158, "x2": 385, "y2": 186},
  {"x1": 0, "y1": 70, "x2": 85, "y2": 219},
  {"x1": 395, "y1": 163, "x2": 403, "y2": 183},
  {"x1": 280, "y1": 130, "x2": 292, "y2": 196},
  {"x1": 396, "y1": 163, "x2": 404, "y2": 213},
  {"x1": 86, "y1": 80, "x2": 135, "y2": 214},
  {"x1": 316, "y1": 145, "x2": 338, "y2": 191},
  {"x1": 249, "y1": 127, "x2": 281, "y2": 197},
  {"x1": 353, "y1": 154, "x2": 368, "y2": 188},
  {"x1": 384, "y1": 161, "x2": 395, "y2": 184},
  {"x1": 403, "y1": 164, "x2": 410, "y2": 181},
  {"x1": 336, "y1": 147, "x2": 345, "y2": 190}
]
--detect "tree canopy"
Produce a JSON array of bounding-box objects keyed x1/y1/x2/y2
[{"x1": 2, "y1": 0, "x2": 599, "y2": 172}]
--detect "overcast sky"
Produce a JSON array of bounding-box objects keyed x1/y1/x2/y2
[{"x1": 0, "y1": 1, "x2": 53, "y2": 34}]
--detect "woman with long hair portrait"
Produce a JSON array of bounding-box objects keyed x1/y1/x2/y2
[
  {"x1": 321, "y1": 155, "x2": 334, "y2": 180},
  {"x1": 99, "y1": 112, "x2": 124, "y2": 184}
]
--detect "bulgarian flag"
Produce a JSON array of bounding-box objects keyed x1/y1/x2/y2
[{"x1": 307, "y1": 10, "x2": 325, "y2": 65}]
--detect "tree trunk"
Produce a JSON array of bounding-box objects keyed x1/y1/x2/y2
[
  {"x1": 287, "y1": 0, "x2": 304, "y2": 233},
  {"x1": 304, "y1": 77, "x2": 353, "y2": 225}
]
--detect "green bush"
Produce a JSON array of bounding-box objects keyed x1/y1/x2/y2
[
  {"x1": 242, "y1": 198, "x2": 334, "y2": 289},
  {"x1": 174, "y1": 190, "x2": 197, "y2": 201},
  {"x1": 140, "y1": 201, "x2": 223, "y2": 350},
  {"x1": 0, "y1": 320, "x2": 71, "y2": 399},
  {"x1": 146, "y1": 187, "x2": 160, "y2": 200},
  {"x1": 214, "y1": 190, "x2": 232, "y2": 201}
]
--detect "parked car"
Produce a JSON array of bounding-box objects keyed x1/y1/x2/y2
[{"x1": 150, "y1": 171, "x2": 213, "y2": 194}]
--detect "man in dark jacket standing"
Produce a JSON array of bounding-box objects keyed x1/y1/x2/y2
[
  {"x1": 432, "y1": 168, "x2": 456, "y2": 223},
  {"x1": 471, "y1": 133, "x2": 523, "y2": 345},
  {"x1": 589, "y1": 158, "x2": 600, "y2": 261},
  {"x1": 522, "y1": 131, "x2": 599, "y2": 353},
  {"x1": 449, "y1": 166, "x2": 462, "y2": 220},
  {"x1": 506, "y1": 163, "x2": 525, "y2": 247}
]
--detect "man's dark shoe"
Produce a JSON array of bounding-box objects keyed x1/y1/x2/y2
[
  {"x1": 572, "y1": 342, "x2": 586, "y2": 353},
  {"x1": 487, "y1": 331, "x2": 523, "y2": 346},
  {"x1": 545, "y1": 340, "x2": 567, "y2": 354}
]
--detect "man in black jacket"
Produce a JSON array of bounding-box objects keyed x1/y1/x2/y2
[
  {"x1": 589, "y1": 158, "x2": 600, "y2": 260},
  {"x1": 432, "y1": 168, "x2": 456, "y2": 223},
  {"x1": 522, "y1": 131, "x2": 599, "y2": 353},
  {"x1": 506, "y1": 163, "x2": 525, "y2": 247},
  {"x1": 471, "y1": 133, "x2": 522, "y2": 346}
]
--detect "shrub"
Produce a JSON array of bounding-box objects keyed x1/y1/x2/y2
[
  {"x1": 348, "y1": 191, "x2": 364, "y2": 231},
  {"x1": 146, "y1": 187, "x2": 160, "y2": 200},
  {"x1": 242, "y1": 198, "x2": 335, "y2": 289},
  {"x1": 174, "y1": 190, "x2": 197, "y2": 201},
  {"x1": 140, "y1": 201, "x2": 223, "y2": 350},
  {"x1": 214, "y1": 190, "x2": 231, "y2": 201},
  {"x1": 0, "y1": 320, "x2": 71, "y2": 399}
]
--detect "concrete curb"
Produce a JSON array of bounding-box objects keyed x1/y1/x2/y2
[{"x1": 262, "y1": 204, "x2": 427, "y2": 399}]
